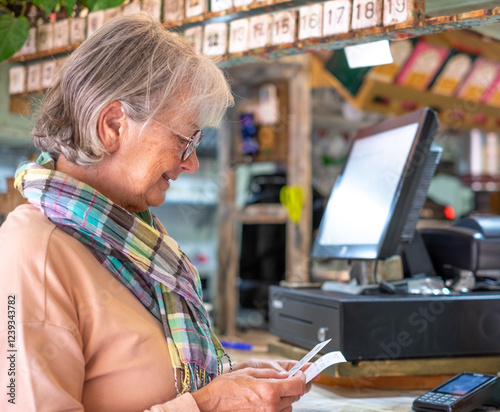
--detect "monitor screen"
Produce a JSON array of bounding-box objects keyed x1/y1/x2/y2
[{"x1": 312, "y1": 109, "x2": 439, "y2": 261}]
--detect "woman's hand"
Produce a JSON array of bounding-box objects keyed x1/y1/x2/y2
[{"x1": 192, "y1": 368, "x2": 306, "y2": 412}]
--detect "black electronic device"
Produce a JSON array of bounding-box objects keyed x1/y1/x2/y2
[
  {"x1": 311, "y1": 108, "x2": 441, "y2": 277},
  {"x1": 413, "y1": 372, "x2": 500, "y2": 412}
]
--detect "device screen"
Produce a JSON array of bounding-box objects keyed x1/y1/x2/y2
[
  {"x1": 317, "y1": 122, "x2": 419, "y2": 254},
  {"x1": 436, "y1": 374, "x2": 491, "y2": 396}
]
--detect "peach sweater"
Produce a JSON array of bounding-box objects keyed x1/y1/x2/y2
[{"x1": 0, "y1": 204, "x2": 200, "y2": 412}]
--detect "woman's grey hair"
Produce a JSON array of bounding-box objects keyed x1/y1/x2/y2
[{"x1": 33, "y1": 12, "x2": 234, "y2": 166}]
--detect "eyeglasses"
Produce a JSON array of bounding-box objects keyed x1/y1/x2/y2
[{"x1": 178, "y1": 129, "x2": 203, "y2": 161}]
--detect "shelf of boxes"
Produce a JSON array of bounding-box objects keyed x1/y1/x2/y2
[{"x1": 7, "y1": 0, "x2": 500, "y2": 112}]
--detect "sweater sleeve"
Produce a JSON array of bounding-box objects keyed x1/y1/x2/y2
[{"x1": 145, "y1": 394, "x2": 200, "y2": 412}]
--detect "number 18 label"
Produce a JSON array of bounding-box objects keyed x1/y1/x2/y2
[
  {"x1": 351, "y1": 0, "x2": 381, "y2": 30},
  {"x1": 323, "y1": 0, "x2": 351, "y2": 36}
]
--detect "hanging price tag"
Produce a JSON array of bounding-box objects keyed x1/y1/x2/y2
[
  {"x1": 70, "y1": 18, "x2": 86, "y2": 44},
  {"x1": 299, "y1": 4, "x2": 323, "y2": 40},
  {"x1": 20, "y1": 28, "x2": 37, "y2": 55},
  {"x1": 272, "y1": 10, "x2": 296, "y2": 45},
  {"x1": 87, "y1": 10, "x2": 105, "y2": 38},
  {"x1": 27, "y1": 63, "x2": 42, "y2": 93},
  {"x1": 211, "y1": 0, "x2": 233, "y2": 12},
  {"x1": 186, "y1": 0, "x2": 205, "y2": 18},
  {"x1": 229, "y1": 19, "x2": 249, "y2": 53},
  {"x1": 9, "y1": 66, "x2": 26, "y2": 95},
  {"x1": 37, "y1": 23, "x2": 54, "y2": 52},
  {"x1": 351, "y1": 0, "x2": 381, "y2": 30},
  {"x1": 184, "y1": 26, "x2": 203, "y2": 53},
  {"x1": 164, "y1": 0, "x2": 184, "y2": 22},
  {"x1": 383, "y1": 0, "x2": 424, "y2": 26},
  {"x1": 248, "y1": 14, "x2": 272, "y2": 49},
  {"x1": 53, "y1": 20, "x2": 69, "y2": 48},
  {"x1": 203, "y1": 23, "x2": 228, "y2": 56},
  {"x1": 41, "y1": 61, "x2": 57, "y2": 89},
  {"x1": 323, "y1": 0, "x2": 351, "y2": 36},
  {"x1": 142, "y1": 0, "x2": 162, "y2": 20}
]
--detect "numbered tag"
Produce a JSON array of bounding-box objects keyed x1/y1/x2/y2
[
  {"x1": 9, "y1": 66, "x2": 26, "y2": 95},
  {"x1": 87, "y1": 10, "x2": 105, "y2": 38},
  {"x1": 104, "y1": 7, "x2": 121, "y2": 23},
  {"x1": 37, "y1": 23, "x2": 54, "y2": 52},
  {"x1": 123, "y1": 1, "x2": 142, "y2": 14},
  {"x1": 203, "y1": 23, "x2": 227, "y2": 56},
  {"x1": 142, "y1": 0, "x2": 162, "y2": 20},
  {"x1": 323, "y1": 0, "x2": 351, "y2": 36},
  {"x1": 70, "y1": 18, "x2": 86, "y2": 44},
  {"x1": 41, "y1": 60, "x2": 57, "y2": 89},
  {"x1": 53, "y1": 20, "x2": 69, "y2": 49},
  {"x1": 20, "y1": 27, "x2": 37, "y2": 55},
  {"x1": 383, "y1": 0, "x2": 423, "y2": 26},
  {"x1": 186, "y1": 0, "x2": 205, "y2": 18},
  {"x1": 248, "y1": 14, "x2": 272, "y2": 49},
  {"x1": 233, "y1": 0, "x2": 252, "y2": 7},
  {"x1": 27, "y1": 63, "x2": 42, "y2": 93},
  {"x1": 184, "y1": 26, "x2": 203, "y2": 53},
  {"x1": 351, "y1": 0, "x2": 381, "y2": 30},
  {"x1": 272, "y1": 11, "x2": 296, "y2": 45},
  {"x1": 211, "y1": 0, "x2": 232, "y2": 12},
  {"x1": 164, "y1": 0, "x2": 184, "y2": 23},
  {"x1": 229, "y1": 19, "x2": 249, "y2": 53},
  {"x1": 299, "y1": 4, "x2": 323, "y2": 40}
]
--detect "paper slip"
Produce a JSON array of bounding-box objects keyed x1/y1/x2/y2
[
  {"x1": 304, "y1": 351, "x2": 346, "y2": 383},
  {"x1": 287, "y1": 339, "x2": 331, "y2": 378}
]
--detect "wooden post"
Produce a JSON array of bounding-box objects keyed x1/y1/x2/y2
[{"x1": 286, "y1": 55, "x2": 312, "y2": 283}]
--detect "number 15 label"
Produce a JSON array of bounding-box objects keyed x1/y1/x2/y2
[{"x1": 323, "y1": 0, "x2": 351, "y2": 36}]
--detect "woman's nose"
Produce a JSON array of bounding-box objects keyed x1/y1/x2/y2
[{"x1": 181, "y1": 150, "x2": 199, "y2": 173}]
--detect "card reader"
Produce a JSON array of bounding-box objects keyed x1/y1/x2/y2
[{"x1": 413, "y1": 372, "x2": 500, "y2": 412}]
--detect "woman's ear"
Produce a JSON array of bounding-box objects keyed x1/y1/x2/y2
[{"x1": 98, "y1": 101, "x2": 126, "y2": 152}]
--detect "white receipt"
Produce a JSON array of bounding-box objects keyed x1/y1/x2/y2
[
  {"x1": 287, "y1": 339, "x2": 332, "y2": 378},
  {"x1": 304, "y1": 351, "x2": 346, "y2": 383}
]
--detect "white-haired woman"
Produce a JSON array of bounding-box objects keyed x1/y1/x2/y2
[{"x1": 0, "y1": 12, "x2": 309, "y2": 412}]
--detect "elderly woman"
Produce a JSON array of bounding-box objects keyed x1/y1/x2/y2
[{"x1": 0, "y1": 12, "x2": 309, "y2": 412}]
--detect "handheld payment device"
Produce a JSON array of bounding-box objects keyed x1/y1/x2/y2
[{"x1": 413, "y1": 372, "x2": 500, "y2": 412}]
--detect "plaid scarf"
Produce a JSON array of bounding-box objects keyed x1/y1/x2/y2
[{"x1": 15, "y1": 152, "x2": 227, "y2": 394}]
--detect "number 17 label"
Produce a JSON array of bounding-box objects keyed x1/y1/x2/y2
[{"x1": 323, "y1": 0, "x2": 351, "y2": 36}]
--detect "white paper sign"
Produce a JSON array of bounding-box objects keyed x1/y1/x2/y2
[
  {"x1": 203, "y1": 23, "x2": 227, "y2": 56},
  {"x1": 70, "y1": 18, "x2": 86, "y2": 44},
  {"x1": 383, "y1": 0, "x2": 408, "y2": 25},
  {"x1": 248, "y1": 14, "x2": 271, "y2": 49},
  {"x1": 299, "y1": 4, "x2": 323, "y2": 40},
  {"x1": 186, "y1": 0, "x2": 205, "y2": 18},
  {"x1": 323, "y1": 0, "x2": 351, "y2": 36},
  {"x1": 229, "y1": 19, "x2": 249, "y2": 53},
  {"x1": 27, "y1": 63, "x2": 42, "y2": 93},
  {"x1": 272, "y1": 11, "x2": 296, "y2": 45},
  {"x1": 41, "y1": 60, "x2": 57, "y2": 89},
  {"x1": 164, "y1": 0, "x2": 184, "y2": 23},
  {"x1": 351, "y1": 0, "x2": 381, "y2": 30},
  {"x1": 211, "y1": 0, "x2": 233, "y2": 12},
  {"x1": 53, "y1": 20, "x2": 70, "y2": 49},
  {"x1": 9, "y1": 66, "x2": 26, "y2": 95},
  {"x1": 20, "y1": 27, "x2": 37, "y2": 55},
  {"x1": 37, "y1": 23, "x2": 54, "y2": 52},
  {"x1": 233, "y1": 0, "x2": 252, "y2": 7},
  {"x1": 184, "y1": 26, "x2": 203, "y2": 53},
  {"x1": 87, "y1": 10, "x2": 105, "y2": 38},
  {"x1": 142, "y1": 0, "x2": 162, "y2": 20}
]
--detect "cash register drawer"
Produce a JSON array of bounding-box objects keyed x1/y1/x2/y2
[{"x1": 269, "y1": 286, "x2": 500, "y2": 361}]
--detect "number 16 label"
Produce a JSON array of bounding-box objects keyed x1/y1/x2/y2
[
  {"x1": 323, "y1": 0, "x2": 351, "y2": 36},
  {"x1": 351, "y1": 0, "x2": 381, "y2": 30}
]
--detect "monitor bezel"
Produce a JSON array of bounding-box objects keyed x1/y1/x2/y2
[{"x1": 311, "y1": 108, "x2": 438, "y2": 260}]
